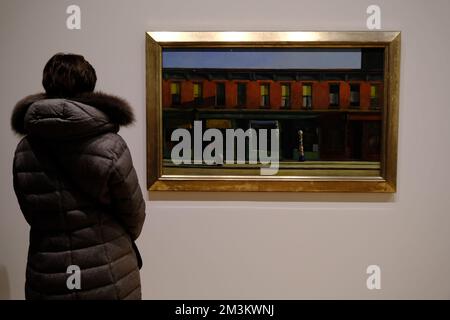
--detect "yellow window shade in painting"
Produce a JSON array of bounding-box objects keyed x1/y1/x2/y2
[
  {"x1": 281, "y1": 85, "x2": 290, "y2": 97},
  {"x1": 303, "y1": 85, "x2": 312, "y2": 96},
  {"x1": 171, "y1": 83, "x2": 180, "y2": 94},
  {"x1": 371, "y1": 85, "x2": 378, "y2": 98},
  {"x1": 193, "y1": 83, "x2": 201, "y2": 97},
  {"x1": 260, "y1": 85, "x2": 269, "y2": 95}
]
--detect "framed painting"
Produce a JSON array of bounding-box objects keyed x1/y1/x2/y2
[{"x1": 146, "y1": 31, "x2": 400, "y2": 192}]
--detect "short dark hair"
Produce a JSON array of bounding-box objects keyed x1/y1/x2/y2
[{"x1": 42, "y1": 53, "x2": 97, "y2": 97}]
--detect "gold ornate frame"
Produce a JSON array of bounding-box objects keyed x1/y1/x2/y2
[{"x1": 146, "y1": 31, "x2": 400, "y2": 192}]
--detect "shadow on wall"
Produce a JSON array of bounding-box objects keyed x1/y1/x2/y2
[
  {"x1": 0, "y1": 265, "x2": 11, "y2": 300},
  {"x1": 149, "y1": 192, "x2": 395, "y2": 203}
]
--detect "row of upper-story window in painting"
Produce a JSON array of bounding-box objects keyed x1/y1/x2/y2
[{"x1": 163, "y1": 80, "x2": 382, "y2": 110}]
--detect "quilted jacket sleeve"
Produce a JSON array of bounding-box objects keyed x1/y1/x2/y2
[{"x1": 108, "y1": 137, "x2": 146, "y2": 240}]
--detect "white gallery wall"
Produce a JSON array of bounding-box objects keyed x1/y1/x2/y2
[{"x1": 1, "y1": 0, "x2": 449, "y2": 299}]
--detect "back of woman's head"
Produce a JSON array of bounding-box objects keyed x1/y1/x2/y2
[{"x1": 42, "y1": 53, "x2": 97, "y2": 98}]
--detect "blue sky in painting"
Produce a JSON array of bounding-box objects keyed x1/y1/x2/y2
[{"x1": 162, "y1": 49, "x2": 361, "y2": 69}]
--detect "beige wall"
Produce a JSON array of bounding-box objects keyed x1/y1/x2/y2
[{"x1": 1, "y1": 0, "x2": 450, "y2": 299}]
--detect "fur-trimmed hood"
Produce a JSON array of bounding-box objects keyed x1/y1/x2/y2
[{"x1": 11, "y1": 91, "x2": 135, "y2": 139}]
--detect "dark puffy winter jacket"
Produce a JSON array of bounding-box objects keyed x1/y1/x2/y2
[{"x1": 11, "y1": 92, "x2": 146, "y2": 300}]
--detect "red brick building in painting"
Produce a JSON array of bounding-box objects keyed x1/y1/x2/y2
[
  {"x1": 162, "y1": 71, "x2": 382, "y2": 112},
  {"x1": 162, "y1": 51, "x2": 384, "y2": 162}
]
